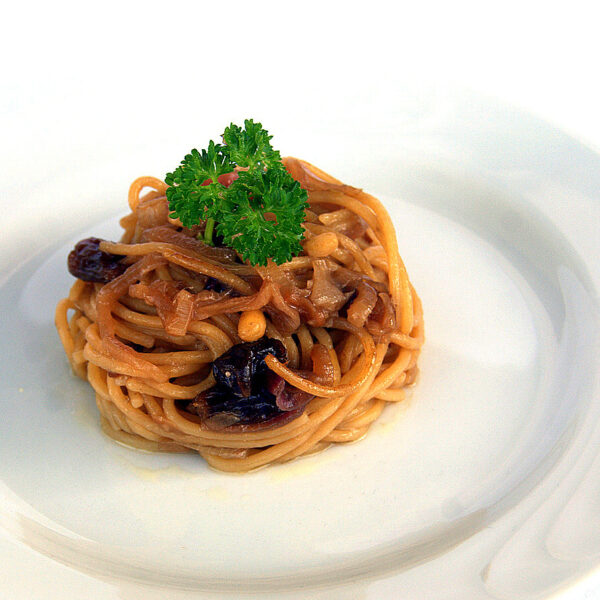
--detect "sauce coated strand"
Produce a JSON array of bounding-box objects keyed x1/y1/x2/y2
[
  {"x1": 100, "y1": 240, "x2": 255, "y2": 296},
  {"x1": 95, "y1": 253, "x2": 170, "y2": 382},
  {"x1": 264, "y1": 319, "x2": 377, "y2": 399}
]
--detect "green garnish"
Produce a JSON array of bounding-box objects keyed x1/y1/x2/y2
[{"x1": 165, "y1": 119, "x2": 308, "y2": 266}]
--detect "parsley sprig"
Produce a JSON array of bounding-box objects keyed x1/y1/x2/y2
[{"x1": 165, "y1": 120, "x2": 308, "y2": 266}]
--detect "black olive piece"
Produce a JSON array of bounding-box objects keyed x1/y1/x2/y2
[
  {"x1": 211, "y1": 337, "x2": 287, "y2": 398},
  {"x1": 68, "y1": 237, "x2": 127, "y2": 283}
]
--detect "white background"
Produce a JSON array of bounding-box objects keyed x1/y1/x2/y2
[{"x1": 2, "y1": 1, "x2": 599, "y2": 598}]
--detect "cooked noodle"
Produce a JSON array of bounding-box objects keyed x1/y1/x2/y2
[{"x1": 55, "y1": 158, "x2": 424, "y2": 472}]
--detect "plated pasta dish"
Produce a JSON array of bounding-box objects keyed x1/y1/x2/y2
[{"x1": 55, "y1": 120, "x2": 424, "y2": 472}]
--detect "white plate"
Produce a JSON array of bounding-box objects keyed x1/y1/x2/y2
[{"x1": 1, "y1": 88, "x2": 600, "y2": 599}]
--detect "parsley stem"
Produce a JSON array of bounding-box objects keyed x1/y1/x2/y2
[{"x1": 203, "y1": 217, "x2": 215, "y2": 246}]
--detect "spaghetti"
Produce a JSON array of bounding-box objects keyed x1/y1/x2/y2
[{"x1": 55, "y1": 157, "x2": 424, "y2": 472}]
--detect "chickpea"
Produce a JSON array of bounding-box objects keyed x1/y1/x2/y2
[
  {"x1": 238, "y1": 310, "x2": 267, "y2": 342},
  {"x1": 304, "y1": 232, "x2": 339, "y2": 257}
]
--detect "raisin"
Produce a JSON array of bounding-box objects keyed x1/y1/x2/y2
[
  {"x1": 67, "y1": 237, "x2": 127, "y2": 283},
  {"x1": 179, "y1": 337, "x2": 317, "y2": 429},
  {"x1": 185, "y1": 386, "x2": 282, "y2": 428},
  {"x1": 183, "y1": 383, "x2": 312, "y2": 430},
  {"x1": 212, "y1": 338, "x2": 287, "y2": 397},
  {"x1": 204, "y1": 277, "x2": 229, "y2": 293}
]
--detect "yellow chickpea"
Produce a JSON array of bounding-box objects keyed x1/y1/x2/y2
[
  {"x1": 238, "y1": 310, "x2": 267, "y2": 342},
  {"x1": 304, "y1": 232, "x2": 339, "y2": 257}
]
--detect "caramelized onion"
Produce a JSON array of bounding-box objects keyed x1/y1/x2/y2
[
  {"x1": 318, "y1": 208, "x2": 368, "y2": 239},
  {"x1": 310, "y1": 259, "x2": 350, "y2": 313},
  {"x1": 132, "y1": 197, "x2": 170, "y2": 240},
  {"x1": 367, "y1": 292, "x2": 396, "y2": 336},
  {"x1": 347, "y1": 280, "x2": 378, "y2": 328},
  {"x1": 142, "y1": 226, "x2": 239, "y2": 264},
  {"x1": 282, "y1": 157, "x2": 345, "y2": 191}
]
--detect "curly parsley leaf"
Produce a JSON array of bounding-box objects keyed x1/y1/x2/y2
[
  {"x1": 165, "y1": 141, "x2": 236, "y2": 228},
  {"x1": 165, "y1": 120, "x2": 308, "y2": 266},
  {"x1": 217, "y1": 169, "x2": 307, "y2": 266},
  {"x1": 222, "y1": 119, "x2": 283, "y2": 172}
]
